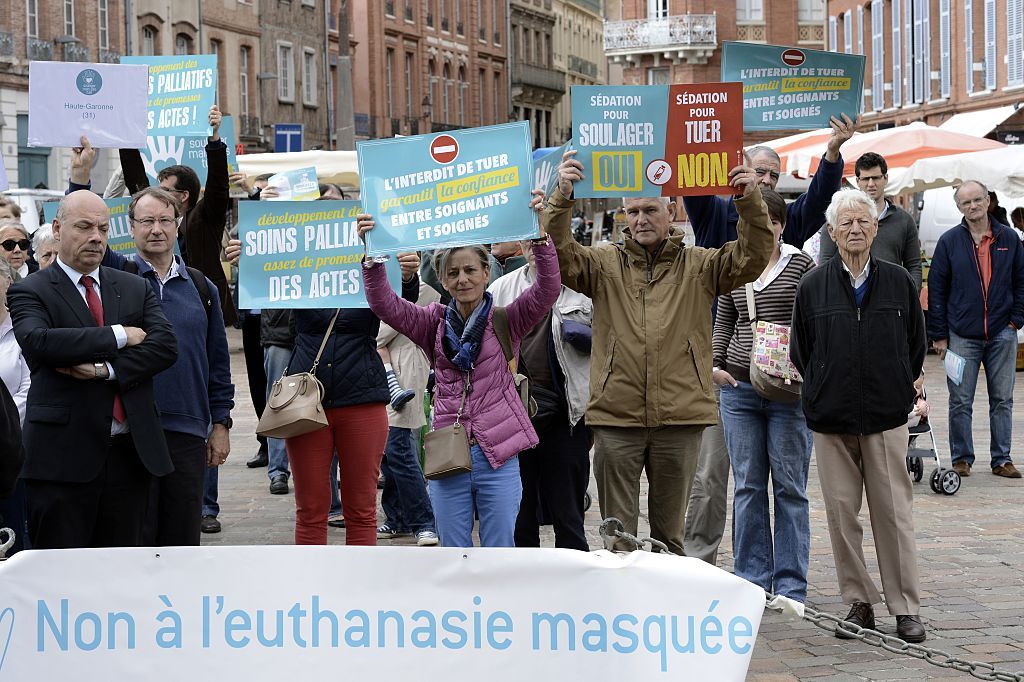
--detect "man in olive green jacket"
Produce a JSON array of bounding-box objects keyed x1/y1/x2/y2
[{"x1": 543, "y1": 151, "x2": 773, "y2": 554}]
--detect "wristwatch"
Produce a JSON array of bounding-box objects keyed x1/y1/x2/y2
[
  {"x1": 93, "y1": 362, "x2": 106, "y2": 379},
  {"x1": 214, "y1": 417, "x2": 233, "y2": 429}
]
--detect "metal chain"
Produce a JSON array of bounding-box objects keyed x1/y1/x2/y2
[{"x1": 598, "y1": 518, "x2": 1024, "y2": 682}]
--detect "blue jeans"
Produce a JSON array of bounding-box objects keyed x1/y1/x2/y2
[
  {"x1": 428, "y1": 444, "x2": 521, "y2": 547},
  {"x1": 948, "y1": 326, "x2": 1017, "y2": 468},
  {"x1": 381, "y1": 427, "x2": 435, "y2": 533},
  {"x1": 719, "y1": 381, "x2": 813, "y2": 600},
  {"x1": 263, "y1": 345, "x2": 292, "y2": 480},
  {"x1": 202, "y1": 465, "x2": 218, "y2": 518}
]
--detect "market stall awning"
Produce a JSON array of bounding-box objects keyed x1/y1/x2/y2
[
  {"x1": 937, "y1": 105, "x2": 1019, "y2": 138},
  {"x1": 886, "y1": 145, "x2": 1024, "y2": 197},
  {"x1": 237, "y1": 149, "x2": 360, "y2": 188}
]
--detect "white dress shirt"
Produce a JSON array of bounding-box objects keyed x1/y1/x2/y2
[
  {"x1": 841, "y1": 258, "x2": 871, "y2": 289},
  {"x1": 54, "y1": 257, "x2": 129, "y2": 434}
]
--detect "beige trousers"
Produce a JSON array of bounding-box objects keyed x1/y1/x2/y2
[
  {"x1": 813, "y1": 426, "x2": 921, "y2": 616},
  {"x1": 591, "y1": 425, "x2": 703, "y2": 556}
]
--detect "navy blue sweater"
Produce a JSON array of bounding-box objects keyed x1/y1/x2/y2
[
  {"x1": 927, "y1": 219, "x2": 1024, "y2": 341},
  {"x1": 682, "y1": 154, "x2": 845, "y2": 249},
  {"x1": 106, "y1": 250, "x2": 235, "y2": 438}
]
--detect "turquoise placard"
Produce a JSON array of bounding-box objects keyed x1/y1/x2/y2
[
  {"x1": 357, "y1": 121, "x2": 539, "y2": 256},
  {"x1": 121, "y1": 54, "x2": 218, "y2": 137},
  {"x1": 721, "y1": 42, "x2": 865, "y2": 130},
  {"x1": 237, "y1": 200, "x2": 402, "y2": 309}
]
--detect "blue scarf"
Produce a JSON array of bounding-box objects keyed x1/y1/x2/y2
[{"x1": 442, "y1": 294, "x2": 493, "y2": 372}]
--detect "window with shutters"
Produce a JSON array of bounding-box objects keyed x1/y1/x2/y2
[
  {"x1": 857, "y1": 6, "x2": 865, "y2": 110},
  {"x1": 965, "y1": 0, "x2": 974, "y2": 94},
  {"x1": 872, "y1": 0, "x2": 885, "y2": 109},
  {"x1": 917, "y1": 0, "x2": 930, "y2": 102},
  {"x1": 984, "y1": 0, "x2": 996, "y2": 89},
  {"x1": 892, "y1": 0, "x2": 902, "y2": 106},
  {"x1": 648, "y1": 0, "x2": 669, "y2": 19},
  {"x1": 1009, "y1": 0, "x2": 1023, "y2": 85},
  {"x1": 302, "y1": 48, "x2": 317, "y2": 106},
  {"x1": 939, "y1": 0, "x2": 951, "y2": 96},
  {"x1": 829, "y1": 15, "x2": 838, "y2": 52},
  {"x1": 844, "y1": 10, "x2": 852, "y2": 53}
]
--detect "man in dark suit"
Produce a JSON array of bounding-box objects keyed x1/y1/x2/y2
[{"x1": 8, "y1": 190, "x2": 178, "y2": 549}]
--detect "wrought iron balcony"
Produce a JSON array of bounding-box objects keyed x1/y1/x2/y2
[
  {"x1": 603, "y1": 14, "x2": 717, "y2": 65},
  {"x1": 63, "y1": 42, "x2": 90, "y2": 62},
  {"x1": 99, "y1": 49, "x2": 121, "y2": 63},
  {"x1": 512, "y1": 64, "x2": 566, "y2": 93},
  {"x1": 0, "y1": 32, "x2": 14, "y2": 57},
  {"x1": 27, "y1": 37, "x2": 52, "y2": 61},
  {"x1": 568, "y1": 55, "x2": 599, "y2": 79}
]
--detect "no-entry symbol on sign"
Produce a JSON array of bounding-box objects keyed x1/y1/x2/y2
[
  {"x1": 781, "y1": 49, "x2": 805, "y2": 67},
  {"x1": 430, "y1": 134, "x2": 459, "y2": 164}
]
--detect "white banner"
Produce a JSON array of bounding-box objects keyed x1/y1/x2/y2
[
  {"x1": 0, "y1": 546, "x2": 764, "y2": 680},
  {"x1": 27, "y1": 61, "x2": 148, "y2": 148}
]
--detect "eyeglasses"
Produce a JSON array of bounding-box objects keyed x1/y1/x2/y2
[
  {"x1": 0, "y1": 239, "x2": 29, "y2": 252},
  {"x1": 857, "y1": 174, "x2": 887, "y2": 184},
  {"x1": 131, "y1": 217, "x2": 180, "y2": 228},
  {"x1": 164, "y1": 188, "x2": 186, "y2": 195}
]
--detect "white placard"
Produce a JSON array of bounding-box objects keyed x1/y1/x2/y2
[
  {"x1": 27, "y1": 61, "x2": 149, "y2": 148},
  {"x1": 0, "y1": 546, "x2": 765, "y2": 680}
]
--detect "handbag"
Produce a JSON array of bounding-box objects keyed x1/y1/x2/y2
[
  {"x1": 744, "y1": 283, "x2": 802, "y2": 403},
  {"x1": 422, "y1": 371, "x2": 473, "y2": 480},
  {"x1": 256, "y1": 309, "x2": 340, "y2": 439}
]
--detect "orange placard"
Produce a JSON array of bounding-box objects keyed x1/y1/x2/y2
[{"x1": 663, "y1": 83, "x2": 744, "y2": 196}]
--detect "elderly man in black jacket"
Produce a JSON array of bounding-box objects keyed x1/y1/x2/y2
[{"x1": 791, "y1": 187, "x2": 927, "y2": 643}]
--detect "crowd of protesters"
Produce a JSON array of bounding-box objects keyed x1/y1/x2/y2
[{"x1": 2, "y1": 104, "x2": 1024, "y2": 652}]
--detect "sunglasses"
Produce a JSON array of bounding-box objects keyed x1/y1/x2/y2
[{"x1": 1, "y1": 239, "x2": 29, "y2": 252}]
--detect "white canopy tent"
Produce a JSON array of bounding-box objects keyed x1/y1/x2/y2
[
  {"x1": 887, "y1": 145, "x2": 1024, "y2": 198},
  {"x1": 236, "y1": 149, "x2": 360, "y2": 189},
  {"x1": 937, "y1": 105, "x2": 1018, "y2": 138}
]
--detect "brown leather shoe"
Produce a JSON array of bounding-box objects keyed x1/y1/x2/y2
[
  {"x1": 835, "y1": 602, "x2": 875, "y2": 639},
  {"x1": 952, "y1": 461, "x2": 971, "y2": 477},
  {"x1": 896, "y1": 615, "x2": 926, "y2": 643},
  {"x1": 992, "y1": 463, "x2": 1022, "y2": 479}
]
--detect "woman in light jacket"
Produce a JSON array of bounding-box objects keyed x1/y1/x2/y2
[
  {"x1": 488, "y1": 239, "x2": 593, "y2": 550},
  {"x1": 359, "y1": 201, "x2": 560, "y2": 547}
]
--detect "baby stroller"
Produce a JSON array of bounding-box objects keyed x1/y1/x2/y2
[{"x1": 906, "y1": 387, "x2": 960, "y2": 495}]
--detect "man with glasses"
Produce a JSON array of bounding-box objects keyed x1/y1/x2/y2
[
  {"x1": 680, "y1": 113, "x2": 858, "y2": 566},
  {"x1": 104, "y1": 187, "x2": 235, "y2": 544},
  {"x1": 819, "y1": 152, "x2": 921, "y2": 289},
  {"x1": 928, "y1": 180, "x2": 1024, "y2": 480}
]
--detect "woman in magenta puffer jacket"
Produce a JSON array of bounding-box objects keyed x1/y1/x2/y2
[{"x1": 360, "y1": 214, "x2": 560, "y2": 547}]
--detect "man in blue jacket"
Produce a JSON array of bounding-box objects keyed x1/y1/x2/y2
[
  {"x1": 928, "y1": 180, "x2": 1024, "y2": 480},
  {"x1": 682, "y1": 114, "x2": 858, "y2": 564},
  {"x1": 114, "y1": 187, "x2": 236, "y2": 543}
]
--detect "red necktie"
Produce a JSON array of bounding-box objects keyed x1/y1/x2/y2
[{"x1": 80, "y1": 275, "x2": 126, "y2": 423}]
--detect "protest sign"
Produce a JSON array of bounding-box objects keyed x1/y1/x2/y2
[
  {"x1": 266, "y1": 166, "x2": 321, "y2": 201},
  {"x1": 533, "y1": 141, "x2": 572, "y2": 198},
  {"x1": 357, "y1": 121, "x2": 538, "y2": 256},
  {"x1": 139, "y1": 114, "x2": 239, "y2": 187},
  {"x1": 121, "y1": 55, "x2": 217, "y2": 137},
  {"x1": 572, "y1": 84, "x2": 744, "y2": 198},
  {"x1": 44, "y1": 197, "x2": 137, "y2": 255},
  {"x1": 0, "y1": 545, "x2": 765, "y2": 681},
  {"x1": 237, "y1": 200, "x2": 400, "y2": 308},
  {"x1": 721, "y1": 42, "x2": 865, "y2": 131},
  {"x1": 27, "y1": 61, "x2": 148, "y2": 148}
]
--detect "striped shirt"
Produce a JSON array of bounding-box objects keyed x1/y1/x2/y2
[{"x1": 713, "y1": 250, "x2": 815, "y2": 383}]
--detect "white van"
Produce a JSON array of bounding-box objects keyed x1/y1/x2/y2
[{"x1": 1, "y1": 188, "x2": 65, "y2": 235}]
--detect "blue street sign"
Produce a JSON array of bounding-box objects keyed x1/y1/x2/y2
[{"x1": 274, "y1": 123, "x2": 303, "y2": 153}]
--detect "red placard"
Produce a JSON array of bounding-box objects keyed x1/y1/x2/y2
[{"x1": 663, "y1": 82, "x2": 744, "y2": 196}]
